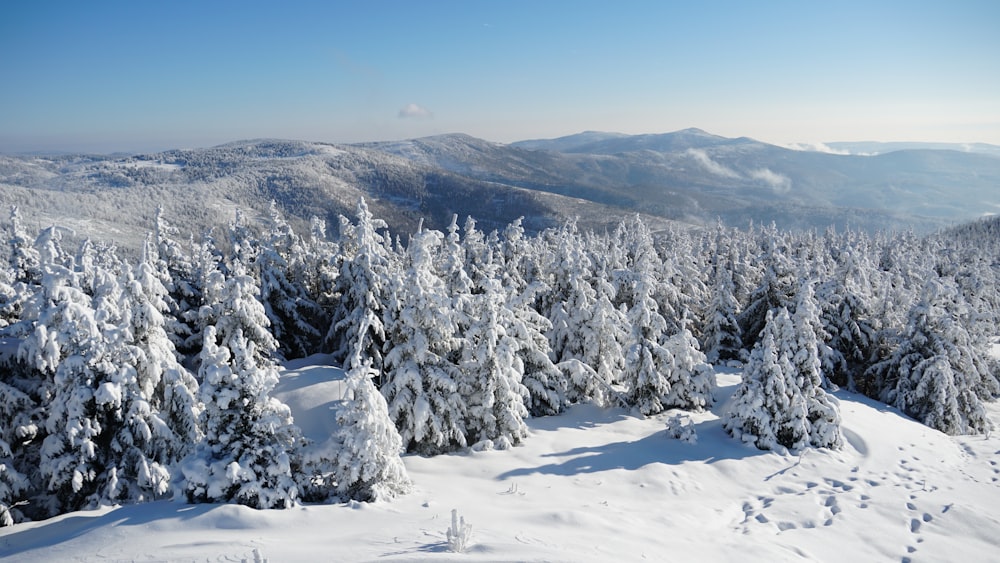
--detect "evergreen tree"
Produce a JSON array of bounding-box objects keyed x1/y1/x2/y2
[
  {"x1": 701, "y1": 257, "x2": 743, "y2": 365},
  {"x1": 620, "y1": 251, "x2": 675, "y2": 416},
  {"x1": 327, "y1": 199, "x2": 392, "y2": 372},
  {"x1": 786, "y1": 284, "x2": 843, "y2": 449},
  {"x1": 18, "y1": 265, "x2": 175, "y2": 513},
  {"x1": 817, "y1": 248, "x2": 877, "y2": 390},
  {"x1": 460, "y1": 272, "x2": 529, "y2": 450},
  {"x1": 257, "y1": 202, "x2": 322, "y2": 359},
  {"x1": 865, "y1": 277, "x2": 997, "y2": 434},
  {"x1": 662, "y1": 319, "x2": 717, "y2": 411},
  {"x1": 508, "y1": 282, "x2": 568, "y2": 417},
  {"x1": 381, "y1": 229, "x2": 467, "y2": 454},
  {"x1": 724, "y1": 309, "x2": 800, "y2": 450},
  {"x1": 182, "y1": 326, "x2": 301, "y2": 509},
  {"x1": 724, "y1": 308, "x2": 842, "y2": 451},
  {"x1": 7, "y1": 206, "x2": 41, "y2": 286},
  {"x1": 737, "y1": 232, "x2": 796, "y2": 349},
  {"x1": 125, "y1": 257, "x2": 202, "y2": 459},
  {"x1": 0, "y1": 367, "x2": 33, "y2": 526},
  {"x1": 331, "y1": 362, "x2": 411, "y2": 501}
]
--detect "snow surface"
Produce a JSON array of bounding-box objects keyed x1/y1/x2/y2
[{"x1": 2, "y1": 362, "x2": 1000, "y2": 562}]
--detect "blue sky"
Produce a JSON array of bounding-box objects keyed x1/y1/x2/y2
[{"x1": 1, "y1": 0, "x2": 997, "y2": 153}]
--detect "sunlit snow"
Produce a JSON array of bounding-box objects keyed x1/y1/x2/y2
[{"x1": 2, "y1": 359, "x2": 998, "y2": 562}]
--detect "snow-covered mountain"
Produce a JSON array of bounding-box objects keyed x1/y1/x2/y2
[{"x1": 2, "y1": 129, "x2": 999, "y2": 250}]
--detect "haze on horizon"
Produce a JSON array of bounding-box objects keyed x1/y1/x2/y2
[{"x1": 1, "y1": 0, "x2": 998, "y2": 154}]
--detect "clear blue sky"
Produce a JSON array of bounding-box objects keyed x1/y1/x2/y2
[{"x1": 1, "y1": 0, "x2": 997, "y2": 153}]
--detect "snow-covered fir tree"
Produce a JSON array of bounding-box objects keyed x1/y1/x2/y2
[
  {"x1": 619, "y1": 247, "x2": 675, "y2": 416},
  {"x1": 331, "y1": 361, "x2": 411, "y2": 501},
  {"x1": 327, "y1": 199, "x2": 392, "y2": 372},
  {"x1": 257, "y1": 202, "x2": 323, "y2": 360},
  {"x1": 738, "y1": 231, "x2": 796, "y2": 350},
  {"x1": 459, "y1": 267, "x2": 529, "y2": 450},
  {"x1": 508, "y1": 281, "x2": 568, "y2": 417},
  {"x1": 865, "y1": 277, "x2": 998, "y2": 434},
  {"x1": 816, "y1": 247, "x2": 877, "y2": 390},
  {"x1": 786, "y1": 283, "x2": 843, "y2": 449},
  {"x1": 701, "y1": 254, "x2": 743, "y2": 365},
  {"x1": 125, "y1": 255, "x2": 201, "y2": 460},
  {"x1": 381, "y1": 229, "x2": 468, "y2": 454},
  {"x1": 662, "y1": 317, "x2": 717, "y2": 411},
  {"x1": 16, "y1": 264, "x2": 176, "y2": 514},
  {"x1": 0, "y1": 363, "x2": 33, "y2": 526},
  {"x1": 724, "y1": 307, "x2": 842, "y2": 451},
  {"x1": 182, "y1": 326, "x2": 301, "y2": 509}
]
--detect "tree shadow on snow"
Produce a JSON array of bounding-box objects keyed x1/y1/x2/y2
[
  {"x1": 498, "y1": 415, "x2": 767, "y2": 480},
  {"x1": 0, "y1": 502, "x2": 234, "y2": 558}
]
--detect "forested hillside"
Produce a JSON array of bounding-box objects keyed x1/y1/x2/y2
[
  {"x1": 0, "y1": 202, "x2": 997, "y2": 527},
  {"x1": 4, "y1": 131, "x2": 999, "y2": 256}
]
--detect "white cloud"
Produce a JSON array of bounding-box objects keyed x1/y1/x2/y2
[
  {"x1": 398, "y1": 103, "x2": 433, "y2": 119},
  {"x1": 782, "y1": 141, "x2": 851, "y2": 155},
  {"x1": 685, "y1": 148, "x2": 739, "y2": 179},
  {"x1": 750, "y1": 168, "x2": 792, "y2": 194}
]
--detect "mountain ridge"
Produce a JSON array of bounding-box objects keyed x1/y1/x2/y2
[{"x1": 2, "y1": 129, "x2": 999, "y2": 251}]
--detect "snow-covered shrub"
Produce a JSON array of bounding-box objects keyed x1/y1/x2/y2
[
  {"x1": 665, "y1": 412, "x2": 697, "y2": 444},
  {"x1": 446, "y1": 508, "x2": 474, "y2": 553}
]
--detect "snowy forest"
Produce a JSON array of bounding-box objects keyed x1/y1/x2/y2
[{"x1": 0, "y1": 199, "x2": 998, "y2": 527}]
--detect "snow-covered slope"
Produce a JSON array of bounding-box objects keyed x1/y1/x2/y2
[{"x1": 2, "y1": 361, "x2": 998, "y2": 562}]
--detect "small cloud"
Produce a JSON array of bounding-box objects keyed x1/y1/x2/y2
[
  {"x1": 686, "y1": 148, "x2": 739, "y2": 179},
  {"x1": 398, "y1": 103, "x2": 433, "y2": 119},
  {"x1": 783, "y1": 141, "x2": 851, "y2": 155},
  {"x1": 750, "y1": 168, "x2": 792, "y2": 194}
]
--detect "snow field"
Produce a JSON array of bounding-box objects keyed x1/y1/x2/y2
[{"x1": 3, "y1": 361, "x2": 999, "y2": 562}]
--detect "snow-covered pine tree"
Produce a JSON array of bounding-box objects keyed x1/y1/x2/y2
[
  {"x1": 16, "y1": 263, "x2": 173, "y2": 513},
  {"x1": 180, "y1": 231, "x2": 226, "y2": 358},
  {"x1": 6, "y1": 206, "x2": 41, "y2": 286},
  {"x1": 331, "y1": 361, "x2": 411, "y2": 501},
  {"x1": 183, "y1": 326, "x2": 301, "y2": 509},
  {"x1": 786, "y1": 282, "x2": 843, "y2": 449},
  {"x1": 498, "y1": 216, "x2": 531, "y2": 296},
  {"x1": 0, "y1": 367, "x2": 33, "y2": 526},
  {"x1": 544, "y1": 221, "x2": 596, "y2": 364},
  {"x1": 211, "y1": 266, "x2": 278, "y2": 368},
  {"x1": 701, "y1": 255, "x2": 743, "y2": 365},
  {"x1": 150, "y1": 209, "x2": 198, "y2": 354},
  {"x1": 298, "y1": 215, "x2": 340, "y2": 315},
  {"x1": 737, "y1": 230, "x2": 796, "y2": 350},
  {"x1": 662, "y1": 317, "x2": 716, "y2": 411},
  {"x1": 327, "y1": 198, "x2": 392, "y2": 372},
  {"x1": 865, "y1": 276, "x2": 997, "y2": 434},
  {"x1": 618, "y1": 229, "x2": 675, "y2": 416},
  {"x1": 508, "y1": 281, "x2": 568, "y2": 417},
  {"x1": 126, "y1": 255, "x2": 201, "y2": 460},
  {"x1": 1, "y1": 206, "x2": 42, "y2": 330},
  {"x1": 724, "y1": 306, "x2": 842, "y2": 451},
  {"x1": 790, "y1": 278, "x2": 839, "y2": 389},
  {"x1": 723, "y1": 309, "x2": 798, "y2": 450},
  {"x1": 257, "y1": 202, "x2": 322, "y2": 360},
  {"x1": 432, "y1": 214, "x2": 476, "y2": 372},
  {"x1": 460, "y1": 265, "x2": 529, "y2": 450},
  {"x1": 572, "y1": 274, "x2": 627, "y2": 404},
  {"x1": 225, "y1": 209, "x2": 261, "y2": 279},
  {"x1": 816, "y1": 248, "x2": 877, "y2": 390},
  {"x1": 33, "y1": 225, "x2": 72, "y2": 273},
  {"x1": 381, "y1": 229, "x2": 468, "y2": 454}
]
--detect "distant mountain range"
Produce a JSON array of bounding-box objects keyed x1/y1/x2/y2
[{"x1": 1, "y1": 129, "x2": 998, "y2": 249}]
